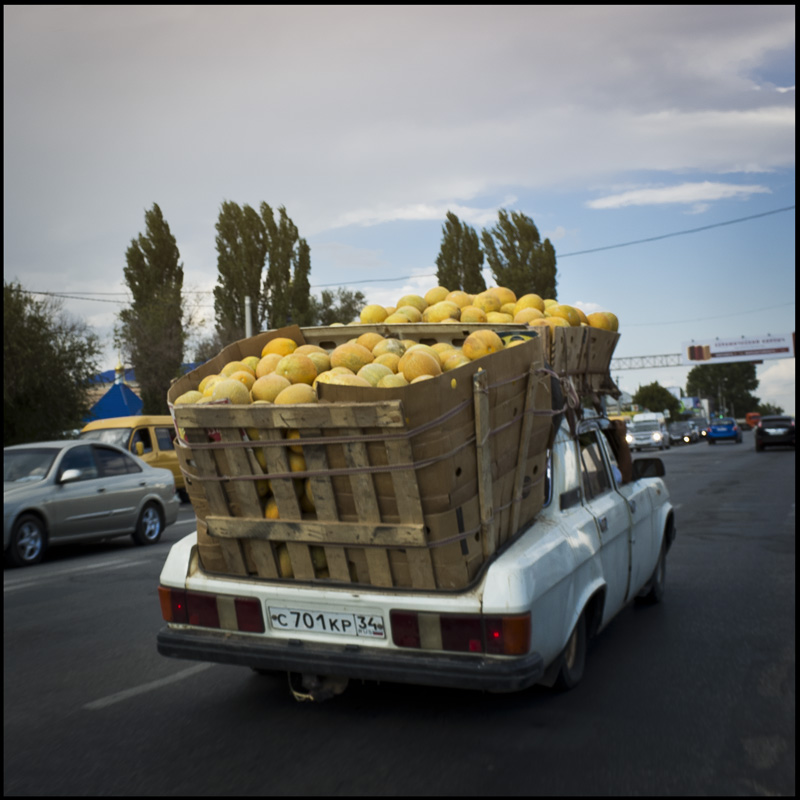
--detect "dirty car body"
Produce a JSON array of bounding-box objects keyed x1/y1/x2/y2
[{"x1": 157, "y1": 415, "x2": 675, "y2": 696}]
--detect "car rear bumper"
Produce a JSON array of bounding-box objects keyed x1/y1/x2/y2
[
  {"x1": 755, "y1": 435, "x2": 795, "y2": 447},
  {"x1": 157, "y1": 626, "x2": 544, "y2": 693}
]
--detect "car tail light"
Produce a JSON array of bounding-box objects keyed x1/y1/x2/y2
[
  {"x1": 158, "y1": 586, "x2": 264, "y2": 633},
  {"x1": 390, "y1": 610, "x2": 530, "y2": 655},
  {"x1": 158, "y1": 585, "x2": 187, "y2": 623},
  {"x1": 235, "y1": 597, "x2": 265, "y2": 633}
]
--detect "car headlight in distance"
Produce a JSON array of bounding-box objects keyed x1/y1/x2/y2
[
  {"x1": 626, "y1": 433, "x2": 634, "y2": 444},
  {"x1": 652, "y1": 432, "x2": 662, "y2": 441}
]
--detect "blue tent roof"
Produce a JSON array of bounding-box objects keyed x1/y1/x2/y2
[{"x1": 84, "y1": 382, "x2": 143, "y2": 422}]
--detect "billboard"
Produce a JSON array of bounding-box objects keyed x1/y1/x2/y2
[{"x1": 682, "y1": 333, "x2": 794, "y2": 366}]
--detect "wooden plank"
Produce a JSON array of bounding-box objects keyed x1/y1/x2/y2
[
  {"x1": 302, "y1": 427, "x2": 339, "y2": 521},
  {"x1": 335, "y1": 407, "x2": 394, "y2": 588},
  {"x1": 184, "y1": 428, "x2": 248, "y2": 575},
  {"x1": 383, "y1": 436, "x2": 435, "y2": 588},
  {"x1": 218, "y1": 428, "x2": 265, "y2": 519},
  {"x1": 261, "y1": 428, "x2": 302, "y2": 520},
  {"x1": 510, "y1": 363, "x2": 538, "y2": 536},
  {"x1": 173, "y1": 401, "x2": 406, "y2": 431},
  {"x1": 244, "y1": 540, "x2": 279, "y2": 578},
  {"x1": 205, "y1": 515, "x2": 427, "y2": 546},
  {"x1": 302, "y1": 427, "x2": 350, "y2": 581},
  {"x1": 473, "y1": 369, "x2": 496, "y2": 560}
]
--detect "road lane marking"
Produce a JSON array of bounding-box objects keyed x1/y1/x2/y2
[
  {"x1": 4, "y1": 558, "x2": 151, "y2": 592},
  {"x1": 84, "y1": 663, "x2": 215, "y2": 710}
]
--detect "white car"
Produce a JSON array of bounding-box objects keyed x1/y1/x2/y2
[{"x1": 157, "y1": 415, "x2": 675, "y2": 698}]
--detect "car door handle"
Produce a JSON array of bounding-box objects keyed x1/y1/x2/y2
[
  {"x1": 598, "y1": 516, "x2": 608, "y2": 532},
  {"x1": 629, "y1": 499, "x2": 637, "y2": 514},
  {"x1": 97, "y1": 487, "x2": 106, "y2": 493}
]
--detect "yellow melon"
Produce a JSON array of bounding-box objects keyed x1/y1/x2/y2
[
  {"x1": 330, "y1": 342, "x2": 374, "y2": 372},
  {"x1": 360, "y1": 304, "x2": 389, "y2": 324},
  {"x1": 221, "y1": 360, "x2": 255, "y2": 378},
  {"x1": 395, "y1": 305, "x2": 423, "y2": 323},
  {"x1": 462, "y1": 330, "x2": 504, "y2": 360},
  {"x1": 261, "y1": 337, "x2": 298, "y2": 358},
  {"x1": 174, "y1": 390, "x2": 203, "y2": 405},
  {"x1": 460, "y1": 305, "x2": 488, "y2": 323},
  {"x1": 211, "y1": 378, "x2": 252, "y2": 404},
  {"x1": 357, "y1": 363, "x2": 394, "y2": 386},
  {"x1": 424, "y1": 286, "x2": 450, "y2": 305},
  {"x1": 488, "y1": 286, "x2": 517, "y2": 306},
  {"x1": 251, "y1": 373, "x2": 291, "y2": 403},
  {"x1": 356, "y1": 332, "x2": 385, "y2": 352},
  {"x1": 274, "y1": 384, "x2": 317, "y2": 404},
  {"x1": 275, "y1": 353, "x2": 318, "y2": 385},
  {"x1": 395, "y1": 294, "x2": 427, "y2": 313},
  {"x1": 228, "y1": 370, "x2": 256, "y2": 391},
  {"x1": 445, "y1": 290, "x2": 471, "y2": 309},
  {"x1": 398, "y1": 350, "x2": 442, "y2": 381},
  {"x1": 377, "y1": 373, "x2": 409, "y2": 388},
  {"x1": 255, "y1": 353, "x2": 283, "y2": 378},
  {"x1": 514, "y1": 294, "x2": 546, "y2": 315}
]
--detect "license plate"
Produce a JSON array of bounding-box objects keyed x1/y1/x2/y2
[{"x1": 268, "y1": 606, "x2": 386, "y2": 639}]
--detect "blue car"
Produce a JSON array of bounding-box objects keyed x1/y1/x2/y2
[{"x1": 707, "y1": 417, "x2": 742, "y2": 444}]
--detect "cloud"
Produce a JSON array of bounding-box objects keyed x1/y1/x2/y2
[
  {"x1": 329, "y1": 197, "x2": 518, "y2": 230},
  {"x1": 586, "y1": 181, "x2": 772, "y2": 210}
]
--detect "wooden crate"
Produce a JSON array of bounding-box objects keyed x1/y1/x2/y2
[{"x1": 170, "y1": 330, "x2": 552, "y2": 591}]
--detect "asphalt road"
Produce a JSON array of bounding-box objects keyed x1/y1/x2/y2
[{"x1": 4, "y1": 431, "x2": 795, "y2": 796}]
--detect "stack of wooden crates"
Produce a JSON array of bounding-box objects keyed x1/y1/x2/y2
[{"x1": 168, "y1": 322, "x2": 618, "y2": 592}]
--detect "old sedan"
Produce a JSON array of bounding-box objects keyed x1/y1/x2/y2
[{"x1": 4, "y1": 440, "x2": 180, "y2": 567}]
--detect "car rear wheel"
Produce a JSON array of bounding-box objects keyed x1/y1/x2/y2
[
  {"x1": 637, "y1": 543, "x2": 666, "y2": 605},
  {"x1": 7, "y1": 514, "x2": 47, "y2": 567},
  {"x1": 554, "y1": 613, "x2": 587, "y2": 691},
  {"x1": 132, "y1": 503, "x2": 163, "y2": 546}
]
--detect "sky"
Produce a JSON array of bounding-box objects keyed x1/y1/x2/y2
[{"x1": 4, "y1": 5, "x2": 795, "y2": 414}]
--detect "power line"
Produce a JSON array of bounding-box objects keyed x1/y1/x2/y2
[
  {"x1": 557, "y1": 205, "x2": 795, "y2": 258},
  {"x1": 16, "y1": 204, "x2": 795, "y2": 300}
]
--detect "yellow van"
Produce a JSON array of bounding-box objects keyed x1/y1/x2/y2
[{"x1": 79, "y1": 416, "x2": 186, "y2": 500}]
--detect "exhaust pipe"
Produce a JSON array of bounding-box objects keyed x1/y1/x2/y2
[{"x1": 288, "y1": 672, "x2": 350, "y2": 702}]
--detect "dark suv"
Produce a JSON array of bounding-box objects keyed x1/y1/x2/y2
[{"x1": 754, "y1": 416, "x2": 795, "y2": 451}]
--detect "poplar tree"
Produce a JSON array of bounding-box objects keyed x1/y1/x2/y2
[
  {"x1": 435, "y1": 212, "x2": 486, "y2": 293},
  {"x1": 261, "y1": 204, "x2": 297, "y2": 328},
  {"x1": 213, "y1": 201, "x2": 268, "y2": 342},
  {"x1": 481, "y1": 209, "x2": 557, "y2": 299},
  {"x1": 117, "y1": 203, "x2": 185, "y2": 414},
  {"x1": 290, "y1": 239, "x2": 313, "y2": 325}
]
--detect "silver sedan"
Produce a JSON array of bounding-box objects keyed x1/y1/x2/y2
[{"x1": 4, "y1": 440, "x2": 180, "y2": 567}]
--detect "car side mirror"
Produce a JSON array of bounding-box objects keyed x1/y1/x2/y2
[
  {"x1": 135, "y1": 441, "x2": 144, "y2": 456},
  {"x1": 632, "y1": 458, "x2": 665, "y2": 480},
  {"x1": 59, "y1": 468, "x2": 81, "y2": 484}
]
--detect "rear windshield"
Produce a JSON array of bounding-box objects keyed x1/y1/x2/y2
[
  {"x1": 712, "y1": 418, "x2": 735, "y2": 426},
  {"x1": 761, "y1": 417, "x2": 793, "y2": 426},
  {"x1": 79, "y1": 428, "x2": 131, "y2": 448}
]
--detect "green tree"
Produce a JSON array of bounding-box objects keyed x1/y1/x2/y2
[
  {"x1": 757, "y1": 401, "x2": 784, "y2": 416},
  {"x1": 686, "y1": 363, "x2": 759, "y2": 417},
  {"x1": 117, "y1": 203, "x2": 185, "y2": 415},
  {"x1": 632, "y1": 382, "x2": 682, "y2": 421},
  {"x1": 481, "y1": 209, "x2": 557, "y2": 299},
  {"x1": 213, "y1": 201, "x2": 268, "y2": 343},
  {"x1": 261, "y1": 204, "x2": 298, "y2": 328},
  {"x1": 4, "y1": 282, "x2": 101, "y2": 445},
  {"x1": 309, "y1": 288, "x2": 366, "y2": 325},
  {"x1": 435, "y1": 212, "x2": 486, "y2": 293},
  {"x1": 290, "y1": 239, "x2": 313, "y2": 325}
]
